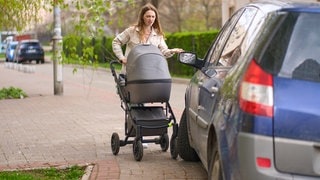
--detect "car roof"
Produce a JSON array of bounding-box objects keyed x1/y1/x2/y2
[{"x1": 248, "y1": 0, "x2": 320, "y2": 14}]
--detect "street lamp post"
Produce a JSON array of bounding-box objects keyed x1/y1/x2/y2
[{"x1": 53, "y1": 0, "x2": 63, "y2": 95}]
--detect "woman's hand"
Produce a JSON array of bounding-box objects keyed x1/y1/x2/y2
[
  {"x1": 171, "y1": 48, "x2": 184, "y2": 54},
  {"x1": 119, "y1": 58, "x2": 127, "y2": 64}
]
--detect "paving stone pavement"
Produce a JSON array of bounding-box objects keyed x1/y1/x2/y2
[{"x1": 0, "y1": 60, "x2": 207, "y2": 179}]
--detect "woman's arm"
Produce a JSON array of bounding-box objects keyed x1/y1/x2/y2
[
  {"x1": 158, "y1": 36, "x2": 183, "y2": 58},
  {"x1": 112, "y1": 27, "x2": 133, "y2": 63}
]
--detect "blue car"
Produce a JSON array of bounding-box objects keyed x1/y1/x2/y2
[
  {"x1": 13, "y1": 39, "x2": 45, "y2": 64},
  {"x1": 177, "y1": 0, "x2": 320, "y2": 179},
  {"x1": 5, "y1": 41, "x2": 18, "y2": 62}
]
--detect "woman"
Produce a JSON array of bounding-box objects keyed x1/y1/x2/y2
[{"x1": 112, "y1": 3, "x2": 183, "y2": 73}]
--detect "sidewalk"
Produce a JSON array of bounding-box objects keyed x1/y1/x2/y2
[{"x1": 0, "y1": 61, "x2": 207, "y2": 179}]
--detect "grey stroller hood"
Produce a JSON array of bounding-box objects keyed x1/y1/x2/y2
[
  {"x1": 126, "y1": 44, "x2": 171, "y2": 81},
  {"x1": 125, "y1": 44, "x2": 172, "y2": 103}
]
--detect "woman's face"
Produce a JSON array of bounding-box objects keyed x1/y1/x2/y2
[{"x1": 143, "y1": 10, "x2": 156, "y2": 27}]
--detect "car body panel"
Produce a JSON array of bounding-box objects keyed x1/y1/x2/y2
[{"x1": 273, "y1": 77, "x2": 320, "y2": 176}]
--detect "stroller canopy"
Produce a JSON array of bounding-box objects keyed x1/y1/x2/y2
[
  {"x1": 125, "y1": 44, "x2": 172, "y2": 103},
  {"x1": 126, "y1": 44, "x2": 171, "y2": 81}
]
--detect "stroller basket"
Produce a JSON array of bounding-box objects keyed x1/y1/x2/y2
[{"x1": 127, "y1": 106, "x2": 168, "y2": 137}]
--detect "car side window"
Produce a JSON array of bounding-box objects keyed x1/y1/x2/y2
[
  {"x1": 210, "y1": 7, "x2": 257, "y2": 67},
  {"x1": 207, "y1": 9, "x2": 244, "y2": 66}
]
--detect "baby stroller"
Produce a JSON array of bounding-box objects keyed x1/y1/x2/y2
[{"x1": 110, "y1": 44, "x2": 179, "y2": 161}]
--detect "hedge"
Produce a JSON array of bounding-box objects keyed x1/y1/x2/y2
[{"x1": 63, "y1": 30, "x2": 219, "y2": 77}]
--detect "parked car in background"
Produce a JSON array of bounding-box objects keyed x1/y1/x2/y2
[
  {"x1": 177, "y1": 0, "x2": 320, "y2": 179},
  {"x1": 5, "y1": 41, "x2": 18, "y2": 62},
  {"x1": 14, "y1": 39, "x2": 45, "y2": 64}
]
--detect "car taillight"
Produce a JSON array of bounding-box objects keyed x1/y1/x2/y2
[
  {"x1": 239, "y1": 59, "x2": 273, "y2": 117},
  {"x1": 256, "y1": 157, "x2": 271, "y2": 168}
]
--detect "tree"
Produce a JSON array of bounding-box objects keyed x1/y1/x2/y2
[
  {"x1": 0, "y1": 0, "x2": 42, "y2": 31},
  {"x1": 141, "y1": 0, "x2": 159, "y2": 7},
  {"x1": 199, "y1": 0, "x2": 221, "y2": 30},
  {"x1": 160, "y1": 0, "x2": 186, "y2": 32}
]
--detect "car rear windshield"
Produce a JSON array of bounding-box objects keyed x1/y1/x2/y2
[
  {"x1": 260, "y1": 12, "x2": 320, "y2": 82},
  {"x1": 21, "y1": 42, "x2": 41, "y2": 48}
]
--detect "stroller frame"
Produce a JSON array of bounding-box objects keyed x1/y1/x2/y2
[{"x1": 110, "y1": 60, "x2": 179, "y2": 161}]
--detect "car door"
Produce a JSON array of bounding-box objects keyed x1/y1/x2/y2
[
  {"x1": 190, "y1": 9, "x2": 245, "y2": 158},
  {"x1": 196, "y1": 7, "x2": 258, "y2": 161}
]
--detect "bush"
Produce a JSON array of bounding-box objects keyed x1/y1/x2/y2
[
  {"x1": 62, "y1": 30, "x2": 220, "y2": 77},
  {"x1": 0, "y1": 87, "x2": 28, "y2": 100}
]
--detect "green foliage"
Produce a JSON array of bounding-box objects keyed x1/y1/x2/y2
[
  {"x1": 62, "y1": 30, "x2": 219, "y2": 77},
  {"x1": 166, "y1": 31, "x2": 219, "y2": 77},
  {"x1": 0, "y1": 165, "x2": 85, "y2": 180},
  {"x1": 0, "y1": 87, "x2": 28, "y2": 100},
  {"x1": 63, "y1": 36, "x2": 115, "y2": 65},
  {"x1": 0, "y1": 0, "x2": 42, "y2": 31}
]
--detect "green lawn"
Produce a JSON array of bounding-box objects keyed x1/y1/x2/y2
[{"x1": 0, "y1": 165, "x2": 86, "y2": 180}]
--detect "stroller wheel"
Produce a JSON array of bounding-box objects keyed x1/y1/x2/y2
[
  {"x1": 111, "y1": 133, "x2": 120, "y2": 155},
  {"x1": 160, "y1": 133, "x2": 169, "y2": 152},
  {"x1": 133, "y1": 139, "x2": 143, "y2": 161},
  {"x1": 170, "y1": 136, "x2": 179, "y2": 159}
]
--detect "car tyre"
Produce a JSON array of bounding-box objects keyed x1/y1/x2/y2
[
  {"x1": 178, "y1": 109, "x2": 200, "y2": 161},
  {"x1": 208, "y1": 141, "x2": 223, "y2": 180}
]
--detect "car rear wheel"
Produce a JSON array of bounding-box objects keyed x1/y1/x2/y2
[{"x1": 178, "y1": 109, "x2": 199, "y2": 161}]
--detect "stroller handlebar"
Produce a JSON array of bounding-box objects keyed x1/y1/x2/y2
[
  {"x1": 109, "y1": 60, "x2": 121, "y2": 81},
  {"x1": 110, "y1": 60, "x2": 120, "y2": 71}
]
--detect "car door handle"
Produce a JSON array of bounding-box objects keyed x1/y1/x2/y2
[
  {"x1": 198, "y1": 105, "x2": 205, "y2": 111},
  {"x1": 210, "y1": 86, "x2": 219, "y2": 93}
]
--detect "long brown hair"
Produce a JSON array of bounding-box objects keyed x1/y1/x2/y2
[{"x1": 135, "y1": 3, "x2": 165, "y2": 38}]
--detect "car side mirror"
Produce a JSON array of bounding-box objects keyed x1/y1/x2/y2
[{"x1": 178, "y1": 52, "x2": 204, "y2": 69}]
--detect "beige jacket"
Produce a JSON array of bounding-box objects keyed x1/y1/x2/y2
[{"x1": 112, "y1": 26, "x2": 174, "y2": 72}]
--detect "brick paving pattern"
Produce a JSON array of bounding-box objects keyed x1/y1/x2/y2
[{"x1": 0, "y1": 61, "x2": 207, "y2": 179}]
